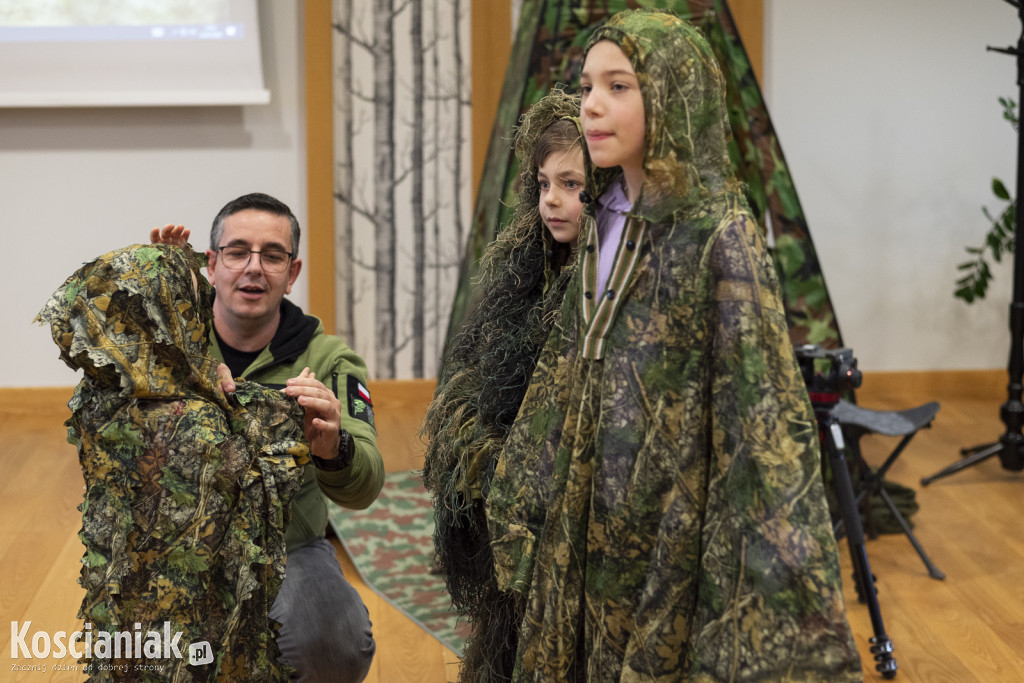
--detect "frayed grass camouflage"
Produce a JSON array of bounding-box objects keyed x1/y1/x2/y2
[{"x1": 422, "y1": 89, "x2": 582, "y2": 682}]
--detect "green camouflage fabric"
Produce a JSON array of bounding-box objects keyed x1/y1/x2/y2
[
  {"x1": 421, "y1": 89, "x2": 585, "y2": 681},
  {"x1": 485, "y1": 11, "x2": 862, "y2": 682},
  {"x1": 36, "y1": 244, "x2": 309, "y2": 681},
  {"x1": 446, "y1": 0, "x2": 842, "y2": 362}
]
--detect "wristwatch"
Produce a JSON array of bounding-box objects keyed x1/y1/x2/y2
[{"x1": 311, "y1": 429, "x2": 354, "y2": 472}]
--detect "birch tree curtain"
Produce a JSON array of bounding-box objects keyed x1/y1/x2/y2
[{"x1": 332, "y1": 0, "x2": 471, "y2": 379}]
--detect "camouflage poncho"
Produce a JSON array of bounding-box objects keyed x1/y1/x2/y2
[
  {"x1": 485, "y1": 11, "x2": 863, "y2": 682},
  {"x1": 421, "y1": 90, "x2": 584, "y2": 681},
  {"x1": 36, "y1": 244, "x2": 309, "y2": 681}
]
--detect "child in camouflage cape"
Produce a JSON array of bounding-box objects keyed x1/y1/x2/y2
[
  {"x1": 422, "y1": 88, "x2": 597, "y2": 681},
  {"x1": 37, "y1": 243, "x2": 309, "y2": 681},
  {"x1": 485, "y1": 10, "x2": 863, "y2": 682}
]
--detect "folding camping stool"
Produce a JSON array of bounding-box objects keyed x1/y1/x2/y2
[{"x1": 831, "y1": 399, "x2": 945, "y2": 580}]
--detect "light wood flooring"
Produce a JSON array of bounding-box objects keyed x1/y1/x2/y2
[{"x1": 2, "y1": 371, "x2": 1022, "y2": 682}]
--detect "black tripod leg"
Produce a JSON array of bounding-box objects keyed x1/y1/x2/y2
[
  {"x1": 824, "y1": 418, "x2": 898, "y2": 679},
  {"x1": 920, "y1": 442, "x2": 1002, "y2": 487},
  {"x1": 960, "y1": 441, "x2": 998, "y2": 457},
  {"x1": 876, "y1": 486, "x2": 945, "y2": 580}
]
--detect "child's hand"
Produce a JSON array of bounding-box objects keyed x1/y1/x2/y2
[
  {"x1": 150, "y1": 223, "x2": 191, "y2": 248},
  {"x1": 216, "y1": 363, "x2": 235, "y2": 394}
]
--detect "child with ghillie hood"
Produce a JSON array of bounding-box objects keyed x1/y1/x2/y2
[
  {"x1": 485, "y1": 10, "x2": 864, "y2": 682},
  {"x1": 37, "y1": 243, "x2": 309, "y2": 681},
  {"x1": 422, "y1": 88, "x2": 589, "y2": 681}
]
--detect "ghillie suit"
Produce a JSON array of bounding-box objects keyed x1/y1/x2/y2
[
  {"x1": 37, "y1": 244, "x2": 309, "y2": 681},
  {"x1": 485, "y1": 11, "x2": 864, "y2": 682},
  {"x1": 421, "y1": 89, "x2": 592, "y2": 682}
]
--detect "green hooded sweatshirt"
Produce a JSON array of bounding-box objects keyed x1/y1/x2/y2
[{"x1": 208, "y1": 294, "x2": 385, "y2": 554}]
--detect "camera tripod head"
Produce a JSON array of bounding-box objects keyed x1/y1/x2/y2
[{"x1": 794, "y1": 344, "x2": 863, "y2": 410}]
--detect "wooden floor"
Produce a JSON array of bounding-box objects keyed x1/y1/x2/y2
[{"x1": 2, "y1": 371, "x2": 1023, "y2": 681}]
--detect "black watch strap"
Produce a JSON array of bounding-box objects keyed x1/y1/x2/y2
[{"x1": 311, "y1": 429, "x2": 354, "y2": 472}]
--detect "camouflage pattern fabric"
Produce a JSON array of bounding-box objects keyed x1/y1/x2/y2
[
  {"x1": 422, "y1": 89, "x2": 586, "y2": 681},
  {"x1": 446, "y1": 0, "x2": 842, "y2": 360},
  {"x1": 36, "y1": 244, "x2": 309, "y2": 681},
  {"x1": 485, "y1": 11, "x2": 862, "y2": 682}
]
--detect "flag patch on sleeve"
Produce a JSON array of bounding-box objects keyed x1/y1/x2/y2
[{"x1": 347, "y1": 375, "x2": 375, "y2": 428}]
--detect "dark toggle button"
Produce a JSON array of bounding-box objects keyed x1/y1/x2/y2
[
  {"x1": 586, "y1": 244, "x2": 595, "y2": 253},
  {"x1": 585, "y1": 291, "x2": 593, "y2": 299},
  {"x1": 606, "y1": 289, "x2": 615, "y2": 300},
  {"x1": 626, "y1": 240, "x2": 636, "y2": 250}
]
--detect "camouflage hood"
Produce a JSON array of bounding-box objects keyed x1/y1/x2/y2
[
  {"x1": 36, "y1": 243, "x2": 222, "y2": 402},
  {"x1": 585, "y1": 8, "x2": 735, "y2": 223}
]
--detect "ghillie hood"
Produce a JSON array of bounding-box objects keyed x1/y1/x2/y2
[
  {"x1": 36, "y1": 243, "x2": 222, "y2": 403},
  {"x1": 585, "y1": 8, "x2": 736, "y2": 223},
  {"x1": 38, "y1": 242, "x2": 310, "y2": 679},
  {"x1": 424, "y1": 87, "x2": 584, "y2": 503}
]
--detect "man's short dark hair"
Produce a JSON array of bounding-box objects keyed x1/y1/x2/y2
[{"x1": 210, "y1": 193, "x2": 301, "y2": 254}]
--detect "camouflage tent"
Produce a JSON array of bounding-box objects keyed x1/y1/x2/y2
[{"x1": 447, "y1": 0, "x2": 843, "y2": 352}]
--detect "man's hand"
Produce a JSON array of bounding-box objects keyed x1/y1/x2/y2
[
  {"x1": 150, "y1": 223, "x2": 191, "y2": 247},
  {"x1": 285, "y1": 367, "x2": 342, "y2": 460}
]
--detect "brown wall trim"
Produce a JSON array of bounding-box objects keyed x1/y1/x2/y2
[
  {"x1": 731, "y1": 0, "x2": 764, "y2": 85},
  {"x1": 0, "y1": 386, "x2": 74, "y2": 421},
  {"x1": 471, "y1": 1, "x2": 512, "y2": 199},
  {"x1": 5, "y1": 370, "x2": 1005, "y2": 470},
  {"x1": 3, "y1": 370, "x2": 1004, "y2": 419},
  {"x1": 305, "y1": 0, "x2": 335, "y2": 330},
  {"x1": 858, "y1": 369, "x2": 1005, "y2": 404}
]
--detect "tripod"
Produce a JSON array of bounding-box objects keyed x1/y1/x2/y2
[
  {"x1": 814, "y1": 400, "x2": 898, "y2": 679},
  {"x1": 923, "y1": 0, "x2": 1024, "y2": 486}
]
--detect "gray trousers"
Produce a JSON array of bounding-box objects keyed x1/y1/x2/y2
[{"x1": 270, "y1": 538, "x2": 376, "y2": 682}]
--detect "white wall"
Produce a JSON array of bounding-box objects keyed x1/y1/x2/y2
[
  {"x1": 765, "y1": 1, "x2": 1018, "y2": 372},
  {"x1": 6, "y1": 2, "x2": 1019, "y2": 388},
  {"x1": 3, "y1": 0, "x2": 307, "y2": 388}
]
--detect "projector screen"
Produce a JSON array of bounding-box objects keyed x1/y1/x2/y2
[{"x1": 0, "y1": 0, "x2": 269, "y2": 107}]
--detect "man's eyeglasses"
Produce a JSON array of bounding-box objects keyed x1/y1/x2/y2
[{"x1": 216, "y1": 246, "x2": 293, "y2": 273}]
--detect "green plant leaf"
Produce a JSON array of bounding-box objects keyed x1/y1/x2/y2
[{"x1": 955, "y1": 98, "x2": 1018, "y2": 304}]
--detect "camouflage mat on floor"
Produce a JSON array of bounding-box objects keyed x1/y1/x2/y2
[{"x1": 327, "y1": 469, "x2": 470, "y2": 656}]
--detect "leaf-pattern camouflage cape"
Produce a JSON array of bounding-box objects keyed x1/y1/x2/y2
[
  {"x1": 36, "y1": 244, "x2": 309, "y2": 682},
  {"x1": 485, "y1": 11, "x2": 863, "y2": 682},
  {"x1": 422, "y1": 89, "x2": 592, "y2": 682}
]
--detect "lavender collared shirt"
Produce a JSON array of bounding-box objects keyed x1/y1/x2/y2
[{"x1": 595, "y1": 175, "x2": 633, "y2": 296}]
